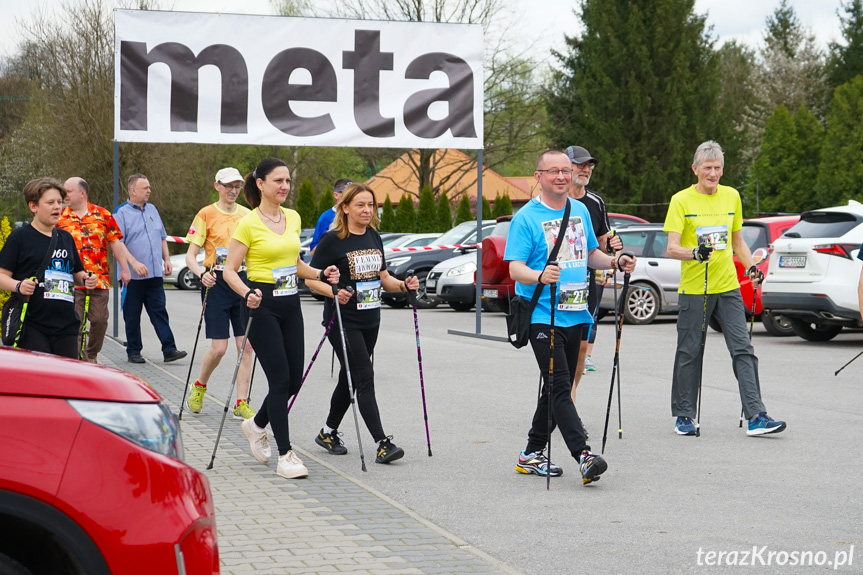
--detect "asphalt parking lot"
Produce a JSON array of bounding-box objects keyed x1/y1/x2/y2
[{"x1": 111, "y1": 288, "x2": 862, "y2": 574}]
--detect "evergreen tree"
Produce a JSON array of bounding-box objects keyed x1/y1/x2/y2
[
  {"x1": 454, "y1": 194, "x2": 472, "y2": 225},
  {"x1": 481, "y1": 196, "x2": 491, "y2": 220},
  {"x1": 317, "y1": 186, "x2": 335, "y2": 216},
  {"x1": 545, "y1": 0, "x2": 717, "y2": 221},
  {"x1": 380, "y1": 196, "x2": 396, "y2": 232},
  {"x1": 0, "y1": 217, "x2": 11, "y2": 316},
  {"x1": 828, "y1": 0, "x2": 863, "y2": 88},
  {"x1": 816, "y1": 76, "x2": 863, "y2": 207},
  {"x1": 395, "y1": 194, "x2": 416, "y2": 232},
  {"x1": 492, "y1": 194, "x2": 513, "y2": 218},
  {"x1": 416, "y1": 186, "x2": 437, "y2": 232},
  {"x1": 713, "y1": 41, "x2": 759, "y2": 186},
  {"x1": 435, "y1": 190, "x2": 453, "y2": 232},
  {"x1": 295, "y1": 179, "x2": 318, "y2": 228}
]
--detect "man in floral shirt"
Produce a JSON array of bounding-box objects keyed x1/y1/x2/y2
[{"x1": 59, "y1": 177, "x2": 146, "y2": 362}]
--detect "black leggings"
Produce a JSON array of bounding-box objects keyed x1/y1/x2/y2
[
  {"x1": 246, "y1": 283, "x2": 304, "y2": 456},
  {"x1": 326, "y1": 324, "x2": 386, "y2": 442},
  {"x1": 526, "y1": 323, "x2": 590, "y2": 458},
  {"x1": 19, "y1": 324, "x2": 78, "y2": 359}
]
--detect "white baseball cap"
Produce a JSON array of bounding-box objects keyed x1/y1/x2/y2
[{"x1": 215, "y1": 167, "x2": 244, "y2": 184}]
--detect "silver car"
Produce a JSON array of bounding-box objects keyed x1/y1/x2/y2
[
  {"x1": 165, "y1": 252, "x2": 204, "y2": 290},
  {"x1": 600, "y1": 225, "x2": 680, "y2": 325}
]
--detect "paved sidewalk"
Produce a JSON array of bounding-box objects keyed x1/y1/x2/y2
[{"x1": 100, "y1": 339, "x2": 520, "y2": 575}]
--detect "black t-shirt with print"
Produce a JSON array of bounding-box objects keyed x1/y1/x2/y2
[
  {"x1": 310, "y1": 228, "x2": 387, "y2": 330},
  {"x1": 0, "y1": 223, "x2": 84, "y2": 335}
]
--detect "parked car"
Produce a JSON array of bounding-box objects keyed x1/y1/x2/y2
[
  {"x1": 383, "y1": 220, "x2": 496, "y2": 309},
  {"x1": 762, "y1": 201, "x2": 863, "y2": 341},
  {"x1": 0, "y1": 347, "x2": 219, "y2": 574},
  {"x1": 480, "y1": 212, "x2": 646, "y2": 313},
  {"x1": 166, "y1": 251, "x2": 205, "y2": 290},
  {"x1": 427, "y1": 218, "x2": 510, "y2": 311},
  {"x1": 383, "y1": 233, "x2": 441, "y2": 249}
]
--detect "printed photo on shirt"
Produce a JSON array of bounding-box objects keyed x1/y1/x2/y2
[{"x1": 542, "y1": 216, "x2": 586, "y2": 264}]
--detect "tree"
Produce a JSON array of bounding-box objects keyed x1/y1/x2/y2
[
  {"x1": 295, "y1": 179, "x2": 318, "y2": 228},
  {"x1": 828, "y1": 0, "x2": 863, "y2": 88},
  {"x1": 380, "y1": 196, "x2": 396, "y2": 232},
  {"x1": 454, "y1": 194, "x2": 472, "y2": 225},
  {"x1": 480, "y1": 196, "x2": 491, "y2": 220},
  {"x1": 435, "y1": 190, "x2": 453, "y2": 232},
  {"x1": 416, "y1": 186, "x2": 437, "y2": 232},
  {"x1": 0, "y1": 217, "x2": 11, "y2": 319},
  {"x1": 395, "y1": 194, "x2": 416, "y2": 232},
  {"x1": 545, "y1": 0, "x2": 717, "y2": 222},
  {"x1": 317, "y1": 186, "x2": 335, "y2": 216},
  {"x1": 816, "y1": 76, "x2": 863, "y2": 207},
  {"x1": 712, "y1": 41, "x2": 759, "y2": 186},
  {"x1": 492, "y1": 193, "x2": 512, "y2": 218}
]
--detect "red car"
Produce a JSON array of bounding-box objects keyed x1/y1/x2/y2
[
  {"x1": 480, "y1": 212, "x2": 648, "y2": 311},
  {"x1": 0, "y1": 348, "x2": 219, "y2": 575}
]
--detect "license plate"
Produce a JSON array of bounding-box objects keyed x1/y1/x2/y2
[
  {"x1": 426, "y1": 279, "x2": 436, "y2": 289},
  {"x1": 482, "y1": 289, "x2": 498, "y2": 299},
  {"x1": 779, "y1": 256, "x2": 806, "y2": 268}
]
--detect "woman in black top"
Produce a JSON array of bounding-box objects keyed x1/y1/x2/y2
[
  {"x1": 0, "y1": 178, "x2": 98, "y2": 357},
  {"x1": 308, "y1": 183, "x2": 418, "y2": 464}
]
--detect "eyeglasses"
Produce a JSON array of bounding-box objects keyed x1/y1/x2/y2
[
  {"x1": 220, "y1": 183, "x2": 243, "y2": 191},
  {"x1": 573, "y1": 162, "x2": 596, "y2": 170},
  {"x1": 537, "y1": 169, "x2": 574, "y2": 177}
]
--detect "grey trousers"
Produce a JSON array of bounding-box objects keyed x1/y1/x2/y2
[{"x1": 671, "y1": 290, "x2": 766, "y2": 420}]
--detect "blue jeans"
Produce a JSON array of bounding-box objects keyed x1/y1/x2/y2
[{"x1": 122, "y1": 277, "x2": 178, "y2": 356}]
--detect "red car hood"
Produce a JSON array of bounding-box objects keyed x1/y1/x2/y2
[{"x1": 0, "y1": 347, "x2": 161, "y2": 402}]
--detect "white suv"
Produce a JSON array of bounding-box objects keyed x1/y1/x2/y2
[{"x1": 761, "y1": 200, "x2": 863, "y2": 341}]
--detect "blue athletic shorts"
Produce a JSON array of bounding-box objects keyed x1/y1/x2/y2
[{"x1": 201, "y1": 272, "x2": 247, "y2": 340}]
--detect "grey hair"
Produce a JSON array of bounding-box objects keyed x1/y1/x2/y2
[{"x1": 692, "y1": 141, "x2": 724, "y2": 169}]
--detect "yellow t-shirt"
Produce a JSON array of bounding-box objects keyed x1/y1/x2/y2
[
  {"x1": 663, "y1": 184, "x2": 743, "y2": 295},
  {"x1": 185, "y1": 203, "x2": 251, "y2": 268},
  {"x1": 232, "y1": 208, "x2": 302, "y2": 283}
]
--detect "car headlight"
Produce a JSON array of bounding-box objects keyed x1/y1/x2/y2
[
  {"x1": 69, "y1": 400, "x2": 184, "y2": 461},
  {"x1": 386, "y1": 256, "x2": 411, "y2": 268},
  {"x1": 446, "y1": 261, "x2": 477, "y2": 276}
]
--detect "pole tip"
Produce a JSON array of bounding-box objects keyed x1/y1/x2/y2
[{"x1": 428, "y1": 448, "x2": 433, "y2": 457}]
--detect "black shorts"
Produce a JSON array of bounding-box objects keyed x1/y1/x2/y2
[
  {"x1": 581, "y1": 276, "x2": 604, "y2": 343},
  {"x1": 201, "y1": 272, "x2": 247, "y2": 340}
]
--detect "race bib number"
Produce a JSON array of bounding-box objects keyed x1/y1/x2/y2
[
  {"x1": 43, "y1": 270, "x2": 74, "y2": 303},
  {"x1": 356, "y1": 280, "x2": 381, "y2": 310},
  {"x1": 697, "y1": 225, "x2": 728, "y2": 250},
  {"x1": 557, "y1": 281, "x2": 589, "y2": 312},
  {"x1": 272, "y1": 266, "x2": 298, "y2": 296}
]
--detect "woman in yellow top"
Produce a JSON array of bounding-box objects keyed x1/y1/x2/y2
[{"x1": 223, "y1": 157, "x2": 339, "y2": 480}]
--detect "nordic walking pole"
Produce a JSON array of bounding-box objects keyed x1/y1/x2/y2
[
  {"x1": 601, "y1": 254, "x2": 633, "y2": 454},
  {"x1": 79, "y1": 272, "x2": 92, "y2": 361},
  {"x1": 247, "y1": 353, "x2": 257, "y2": 403},
  {"x1": 179, "y1": 266, "x2": 213, "y2": 421},
  {"x1": 740, "y1": 280, "x2": 759, "y2": 427},
  {"x1": 836, "y1": 350, "x2": 863, "y2": 376},
  {"x1": 333, "y1": 284, "x2": 367, "y2": 472},
  {"x1": 696, "y1": 259, "x2": 709, "y2": 438},
  {"x1": 287, "y1": 314, "x2": 337, "y2": 413},
  {"x1": 207, "y1": 311, "x2": 254, "y2": 470},
  {"x1": 406, "y1": 269, "x2": 432, "y2": 456},
  {"x1": 546, "y1": 261, "x2": 558, "y2": 492}
]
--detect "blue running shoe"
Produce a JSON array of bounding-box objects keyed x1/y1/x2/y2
[
  {"x1": 746, "y1": 412, "x2": 786, "y2": 436},
  {"x1": 675, "y1": 416, "x2": 697, "y2": 436},
  {"x1": 516, "y1": 450, "x2": 563, "y2": 477}
]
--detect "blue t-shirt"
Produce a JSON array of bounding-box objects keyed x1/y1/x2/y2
[
  {"x1": 310, "y1": 208, "x2": 337, "y2": 251},
  {"x1": 504, "y1": 197, "x2": 598, "y2": 327}
]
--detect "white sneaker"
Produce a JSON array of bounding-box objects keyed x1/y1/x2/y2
[
  {"x1": 241, "y1": 418, "x2": 271, "y2": 463},
  {"x1": 277, "y1": 450, "x2": 309, "y2": 479}
]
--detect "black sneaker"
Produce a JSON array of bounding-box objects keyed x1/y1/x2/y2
[
  {"x1": 579, "y1": 450, "x2": 608, "y2": 485},
  {"x1": 164, "y1": 349, "x2": 187, "y2": 362},
  {"x1": 127, "y1": 353, "x2": 145, "y2": 364},
  {"x1": 315, "y1": 429, "x2": 347, "y2": 455},
  {"x1": 375, "y1": 436, "x2": 405, "y2": 464}
]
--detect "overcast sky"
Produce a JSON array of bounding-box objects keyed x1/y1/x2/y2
[{"x1": 0, "y1": 0, "x2": 847, "y2": 62}]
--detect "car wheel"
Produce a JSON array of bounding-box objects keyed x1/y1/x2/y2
[
  {"x1": 622, "y1": 282, "x2": 659, "y2": 325},
  {"x1": 482, "y1": 297, "x2": 506, "y2": 312},
  {"x1": 0, "y1": 553, "x2": 32, "y2": 575},
  {"x1": 788, "y1": 318, "x2": 842, "y2": 342},
  {"x1": 413, "y1": 271, "x2": 439, "y2": 310},
  {"x1": 177, "y1": 268, "x2": 199, "y2": 290},
  {"x1": 383, "y1": 297, "x2": 408, "y2": 309},
  {"x1": 761, "y1": 309, "x2": 795, "y2": 337},
  {"x1": 448, "y1": 301, "x2": 474, "y2": 312}
]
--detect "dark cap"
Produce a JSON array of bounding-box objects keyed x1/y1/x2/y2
[
  {"x1": 333, "y1": 180, "x2": 353, "y2": 195},
  {"x1": 565, "y1": 145, "x2": 599, "y2": 165}
]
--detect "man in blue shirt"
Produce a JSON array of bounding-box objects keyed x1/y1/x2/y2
[
  {"x1": 505, "y1": 150, "x2": 636, "y2": 486},
  {"x1": 114, "y1": 173, "x2": 186, "y2": 364},
  {"x1": 310, "y1": 179, "x2": 352, "y2": 254}
]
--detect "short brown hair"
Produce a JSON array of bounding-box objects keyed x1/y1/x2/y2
[
  {"x1": 23, "y1": 177, "x2": 66, "y2": 205},
  {"x1": 128, "y1": 173, "x2": 147, "y2": 190}
]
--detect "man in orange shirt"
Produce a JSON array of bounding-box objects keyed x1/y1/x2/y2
[{"x1": 59, "y1": 177, "x2": 147, "y2": 362}]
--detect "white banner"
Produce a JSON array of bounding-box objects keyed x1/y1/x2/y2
[{"x1": 114, "y1": 10, "x2": 483, "y2": 149}]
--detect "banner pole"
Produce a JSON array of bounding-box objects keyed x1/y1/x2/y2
[
  {"x1": 112, "y1": 139, "x2": 119, "y2": 338},
  {"x1": 475, "y1": 149, "x2": 483, "y2": 334}
]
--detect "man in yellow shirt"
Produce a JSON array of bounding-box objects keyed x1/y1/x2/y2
[
  {"x1": 664, "y1": 141, "x2": 786, "y2": 437},
  {"x1": 184, "y1": 167, "x2": 255, "y2": 419}
]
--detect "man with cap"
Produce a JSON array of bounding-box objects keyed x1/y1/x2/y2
[
  {"x1": 184, "y1": 167, "x2": 255, "y2": 418},
  {"x1": 565, "y1": 145, "x2": 622, "y2": 406},
  {"x1": 310, "y1": 179, "x2": 353, "y2": 255}
]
